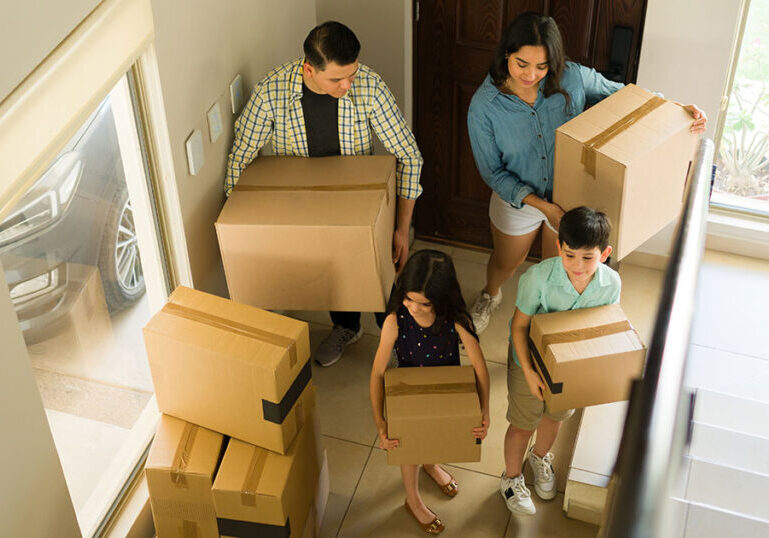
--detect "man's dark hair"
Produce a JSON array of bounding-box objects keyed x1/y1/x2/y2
[
  {"x1": 558, "y1": 206, "x2": 611, "y2": 251},
  {"x1": 303, "y1": 21, "x2": 360, "y2": 70}
]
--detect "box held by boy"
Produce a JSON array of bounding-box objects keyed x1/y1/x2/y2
[
  {"x1": 143, "y1": 285, "x2": 314, "y2": 454},
  {"x1": 145, "y1": 415, "x2": 225, "y2": 538},
  {"x1": 215, "y1": 155, "x2": 396, "y2": 312},
  {"x1": 553, "y1": 84, "x2": 698, "y2": 260},
  {"x1": 384, "y1": 365, "x2": 482, "y2": 465},
  {"x1": 212, "y1": 412, "x2": 321, "y2": 538},
  {"x1": 528, "y1": 304, "x2": 646, "y2": 413}
]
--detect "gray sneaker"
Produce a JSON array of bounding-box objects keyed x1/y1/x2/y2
[
  {"x1": 499, "y1": 472, "x2": 535, "y2": 515},
  {"x1": 314, "y1": 325, "x2": 363, "y2": 367},
  {"x1": 470, "y1": 290, "x2": 502, "y2": 334}
]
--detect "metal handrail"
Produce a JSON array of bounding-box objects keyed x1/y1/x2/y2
[{"x1": 601, "y1": 138, "x2": 715, "y2": 537}]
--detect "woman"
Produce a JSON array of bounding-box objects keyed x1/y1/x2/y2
[{"x1": 467, "y1": 12, "x2": 707, "y2": 332}]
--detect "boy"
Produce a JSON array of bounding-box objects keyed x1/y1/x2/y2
[{"x1": 499, "y1": 206, "x2": 620, "y2": 515}]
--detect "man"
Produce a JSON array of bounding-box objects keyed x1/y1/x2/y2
[{"x1": 226, "y1": 21, "x2": 423, "y2": 367}]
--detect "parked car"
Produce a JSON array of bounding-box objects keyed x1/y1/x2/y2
[{"x1": 0, "y1": 97, "x2": 145, "y2": 343}]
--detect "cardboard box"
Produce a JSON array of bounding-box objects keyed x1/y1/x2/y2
[
  {"x1": 145, "y1": 415, "x2": 225, "y2": 538},
  {"x1": 528, "y1": 304, "x2": 646, "y2": 413},
  {"x1": 212, "y1": 416, "x2": 321, "y2": 538},
  {"x1": 215, "y1": 155, "x2": 396, "y2": 312},
  {"x1": 553, "y1": 84, "x2": 698, "y2": 260},
  {"x1": 384, "y1": 365, "x2": 482, "y2": 465},
  {"x1": 144, "y1": 286, "x2": 314, "y2": 453},
  {"x1": 301, "y1": 449, "x2": 330, "y2": 538}
]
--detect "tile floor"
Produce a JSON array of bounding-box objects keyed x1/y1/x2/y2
[{"x1": 288, "y1": 239, "x2": 665, "y2": 538}]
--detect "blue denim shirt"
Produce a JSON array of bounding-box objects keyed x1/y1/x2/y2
[{"x1": 467, "y1": 62, "x2": 624, "y2": 208}]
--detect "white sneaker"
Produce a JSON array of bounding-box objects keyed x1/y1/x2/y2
[
  {"x1": 527, "y1": 451, "x2": 557, "y2": 500},
  {"x1": 499, "y1": 473, "x2": 535, "y2": 515},
  {"x1": 470, "y1": 290, "x2": 502, "y2": 334}
]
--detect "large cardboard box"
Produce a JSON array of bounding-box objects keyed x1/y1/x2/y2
[
  {"x1": 145, "y1": 415, "x2": 225, "y2": 538},
  {"x1": 301, "y1": 449, "x2": 330, "y2": 538},
  {"x1": 528, "y1": 304, "x2": 647, "y2": 413},
  {"x1": 212, "y1": 416, "x2": 321, "y2": 538},
  {"x1": 384, "y1": 365, "x2": 482, "y2": 465},
  {"x1": 144, "y1": 286, "x2": 314, "y2": 453},
  {"x1": 215, "y1": 155, "x2": 396, "y2": 312},
  {"x1": 553, "y1": 84, "x2": 698, "y2": 260}
]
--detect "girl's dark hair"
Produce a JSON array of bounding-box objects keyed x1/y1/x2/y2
[
  {"x1": 558, "y1": 206, "x2": 611, "y2": 251},
  {"x1": 386, "y1": 250, "x2": 478, "y2": 341},
  {"x1": 489, "y1": 12, "x2": 570, "y2": 110},
  {"x1": 303, "y1": 21, "x2": 361, "y2": 69}
]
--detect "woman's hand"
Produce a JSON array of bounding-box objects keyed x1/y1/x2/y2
[
  {"x1": 682, "y1": 104, "x2": 707, "y2": 134},
  {"x1": 523, "y1": 367, "x2": 546, "y2": 401},
  {"x1": 543, "y1": 202, "x2": 565, "y2": 231},
  {"x1": 473, "y1": 414, "x2": 490, "y2": 440},
  {"x1": 378, "y1": 422, "x2": 399, "y2": 450}
]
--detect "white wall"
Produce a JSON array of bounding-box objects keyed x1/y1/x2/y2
[
  {"x1": 0, "y1": 0, "x2": 101, "y2": 102},
  {"x1": 150, "y1": 0, "x2": 316, "y2": 295}
]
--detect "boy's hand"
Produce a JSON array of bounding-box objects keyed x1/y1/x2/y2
[
  {"x1": 378, "y1": 422, "x2": 399, "y2": 450},
  {"x1": 523, "y1": 368, "x2": 547, "y2": 401},
  {"x1": 473, "y1": 414, "x2": 490, "y2": 440}
]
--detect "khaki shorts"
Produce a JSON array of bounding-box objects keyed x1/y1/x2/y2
[{"x1": 506, "y1": 344, "x2": 574, "y2": 430}]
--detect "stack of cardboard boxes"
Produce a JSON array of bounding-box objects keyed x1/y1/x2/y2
[{"x1": 142, "y1": 286, "x2": 328, "y2": 538}]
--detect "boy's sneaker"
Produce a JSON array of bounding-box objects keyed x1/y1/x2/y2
[
  {"x1": 499, "y1": 472, "x2": 535, "y2": 515},
  {"x1": 314, "y1": 325, "x2": 363, "y2": 367},
  {"x1": 526, "y1": 450, "x2": 557, "y2": 500},
  {"x1": 470, "y1": 290, "x2": 502, "y2": 334}
]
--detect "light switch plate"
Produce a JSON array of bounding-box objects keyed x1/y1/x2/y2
[
  {"x1": 185, "y1": 129, "x2": 204, "y2": 175},
  {"x1": 207, "y1": 102, "x2": 223, "y2": 143},
  {"x1": 229, "y1": 74, "x2": 244, "y2": 114}
]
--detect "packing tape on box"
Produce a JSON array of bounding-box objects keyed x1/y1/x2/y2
[
  {"x1": 163, "y1": 302, "x2": 299, "y2": 368},
  {"x1": 182, "y1": 520, "x2": 199, "y2": 538},
  {"x1": 528, "y1": 337, "x2": 563, "y2": 394},
  {"x1": 581, "y1": 96, "x2": 666, "y2": 176},
  {"x1": 235, "y1": 181, "x2": 391, "y2": 205},
  {"x1": 217, "y1": 517, "x2": 291, "y2": 537},
  {"x1": 150, "y1": 498, "x2": 217, "y2": 521},
  {"x1": 385, "y1": 381, "x2": 477, "y2": 397},
  {"x1": 170, "y1": 423, "x2": 198, "y2": 488},
  {"x1": 262, "y1": 361, "x2": 312, "y2": 424},
  {"x1": 240, "y1": 446, "x2": 268, "y2": 507}
]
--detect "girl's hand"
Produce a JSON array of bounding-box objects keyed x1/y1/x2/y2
[
  {"x1": 378, "y1": 422, "x2": 399, "y2": 450},
  {"x1": 544, "y1": 202, "x2": 565, "y2": 231},
  {"x1": 473, "y1": 414, "x2": 490, "y2": 440},
  {"x1": 523, "y1": 368, "x2": 547, "y2": 401},
  {"x1": 682, "y1": 104, "x2": 707, "y2": 134}
]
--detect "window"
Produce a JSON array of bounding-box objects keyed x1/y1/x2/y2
[{"x1": 713, "y1": 0, "x2": 769, "y2": 215}]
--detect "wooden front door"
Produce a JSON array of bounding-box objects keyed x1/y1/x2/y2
[{"x1": 414, "y1": 0, "x2": 647, "y2": 250}]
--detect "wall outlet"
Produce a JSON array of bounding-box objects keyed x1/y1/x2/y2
[
  {"x1": 185, "y1": 129, "x2": 204, "y2": 175},
  {"x1": 207, "y1": 102, "x2": 223, "y2": 143},
  {"x1": 229, "y1": 74, "x2": 244, "y2": 114}
]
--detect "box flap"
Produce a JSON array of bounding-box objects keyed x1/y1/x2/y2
[
  {"x1": 384, "y1": 365, "x2": 479, "y2": 418},
  {"x1": 146, "y1": 414, "x2": 223, "y2": 478},
  {"x1": 547, "y1": 331, "x2": 645, "y2": 363},
  {"x1": 237, "y1": 155, "x2": 395, "y2": 188}
]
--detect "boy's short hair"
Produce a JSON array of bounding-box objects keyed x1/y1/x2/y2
[
  {"x1": 558, "y1": 206, "x2": 611, "y2": 251},
  {"x1": 303, "y1": 21, "x2": 361, "y2": 70}
]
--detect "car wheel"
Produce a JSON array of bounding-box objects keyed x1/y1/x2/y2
[{"x1": 98, "y1": 183, "x2": 146, "y2": 312}]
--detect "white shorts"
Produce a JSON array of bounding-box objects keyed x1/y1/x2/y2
[{"x1": 489, "y1": 191, "x2": 557, "y2": 236}]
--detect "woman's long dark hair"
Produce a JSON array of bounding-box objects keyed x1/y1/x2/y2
[
  {"x1": 386, "y1": 249, "x2": 478, "y2": 341},
  {"x1": 489, "y1": 12, "x2": 570, "y2": 110}
]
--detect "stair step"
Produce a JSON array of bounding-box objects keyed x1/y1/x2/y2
[
  {"x1": 671, "y1": 498, "x2": 769, "y2": 538},
  {"x1": 690, "y1": 422, "x2": 769, "y2": 475},
  {"x1": 693, "y1": 388, "x2": 769, "y2": 439},
  {"x1": 685, "y1": 459, "x2": 769, "y2": 521}
]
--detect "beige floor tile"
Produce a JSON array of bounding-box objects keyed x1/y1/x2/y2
[
  {"x1": 452, "y1": 246, "x2": 491, "y2": 265},
  {"x1": 338, "y1": 448, "x2": 510, "y2": 537},
  {"x1": 310, "y1": 325, "x2": 379, "y2": 446},
  {"x1": 617, "y1": 263, "x2": 664, "y2": 344},
  {"x1": 503, "y1": 492, "x2": 598, "y2": 538},
  {"x1": 319, "y1": 435, "x2": 373, "y2": 538},
  {"x1": 413, "y1": 239, "x2": 454, "y2": 256}
]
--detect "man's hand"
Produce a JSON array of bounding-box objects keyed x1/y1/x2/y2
[{"x1": 392, "y1": 228, "x2": 409, "y2": 272}]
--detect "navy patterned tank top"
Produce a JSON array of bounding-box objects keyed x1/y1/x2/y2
[{"x1": 394, "y1": 305, "x2": 460, "y2": 367}]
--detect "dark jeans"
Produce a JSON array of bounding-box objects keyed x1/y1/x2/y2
[{"x1": 330, "y1": 310, "x2": 387, "y2": 331}]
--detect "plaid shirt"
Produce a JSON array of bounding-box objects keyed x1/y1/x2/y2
[{"x1": 225, "y1": 59, "x2": 423, "y2": 199}]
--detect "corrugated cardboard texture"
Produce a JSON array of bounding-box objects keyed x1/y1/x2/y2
[
  {"x1": 213, "y1": 414, "x2": 321, "y2": 538},
  {"x1": 145, "y1": 415, "x2": 224, "y2": 538},
  {"x1": 384, "y1": 365, "x2": 482, "y2": 465},
  {"x1": 215, "y1": 155, "x2": 396, "y2": 312},
  {"x1": 553, "y1": 84, "x2": 698, "y2": 259},
  {"x1": 529, "y1": 305, "x2": 647, "y2": 412},
  {"x1": 143, "y1": 286, "x2": 314, "y2": 453}
]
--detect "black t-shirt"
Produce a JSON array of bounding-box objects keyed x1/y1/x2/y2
[{"x1": 301, "y1": 82, "x2": 340, "y2": 157}]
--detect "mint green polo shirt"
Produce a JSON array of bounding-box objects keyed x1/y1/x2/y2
[{"x1": 510, "y1": 256, "x2": 622, "y2": 367}]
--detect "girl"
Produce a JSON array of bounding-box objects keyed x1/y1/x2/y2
[
  {"x1": 370, "y1": 250, "x2": 491, "y2": 535},
  {"x1": 466, "y1": 12, "x2": 707, "y2": 333}
]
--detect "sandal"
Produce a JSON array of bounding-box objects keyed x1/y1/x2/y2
[
  {"x1": 423, "y1": 466, "x2": 459, "y2": 497},
  {"x1": 404, "y1": 499, "x2": 445, "y2": 535}
]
